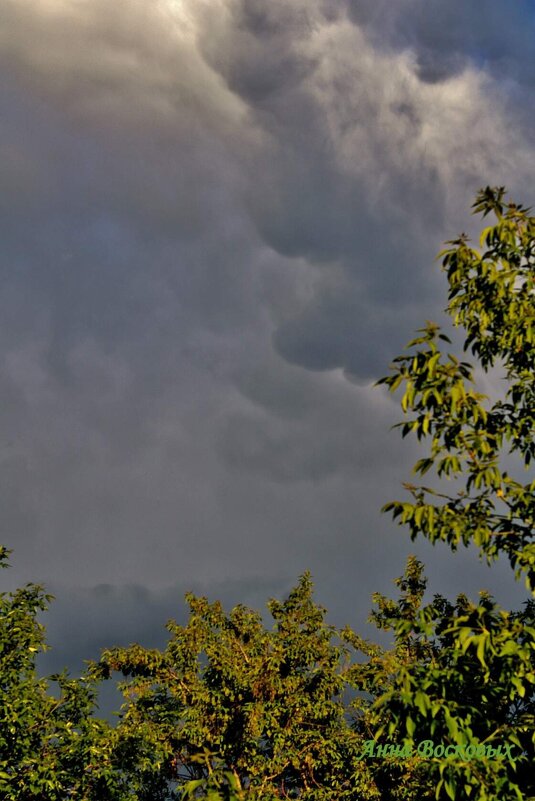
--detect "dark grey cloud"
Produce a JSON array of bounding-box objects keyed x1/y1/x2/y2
[
  {"x1": 346, "y1": 0, "x2": 535, "y2": 85},
  {"x1": 273, "y1": 286, "x2": 424, "y2": 376},
  {"x1": 217, "y1": 353, "x2": 412, "y2": 482},
  {"x1": 38, "y1": 574, "x2": 291, "y2": 674},
  {"x1": 0, "y1": 0, "x2": 533, "y2": 677},
  {"x1": 196, "y1": 0, "x2": 534, "y2": 376}
]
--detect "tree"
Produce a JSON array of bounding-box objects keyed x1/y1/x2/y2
[
  {"x1": 0, "y1": 546, "x2": 123, "y2": 800},
  {"x1": 372, "y1": 188, "x2": 535, "y2": 800},
  {"x1": 378, "y1": 187, "x2": 534, "y2": 590},
  {"x1": 364, "y1": 557, "x2": 534, "y2": 800},
  {"x1": 92, "y1": 573, "x2": 390, "y2": 800}
]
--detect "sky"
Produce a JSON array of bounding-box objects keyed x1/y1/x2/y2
[{"x1": 1, "y1": 0, "x2": 534, "y2": 678}]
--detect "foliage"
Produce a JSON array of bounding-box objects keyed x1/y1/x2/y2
[
  {"x1": 92, "y1": 573, "x2": 387, "y2": 800},
  {"x1": 0, "y1": 546, "x2": 123, "y2": 800},
  {"x1": 0, "y1": 548, "x2": 429, "y2": 801},
  {"x1": 377, "y1": 188, "x2": 534, "y2": 591},
  {"x1": 373, "y1": 188, "x2": 535, "y2": 799},
  {"x1": 366, "y1": 557, "x2": 535, "y2": 801}
]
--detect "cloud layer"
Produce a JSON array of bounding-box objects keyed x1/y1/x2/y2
[{"x1": 1, "y1": 0, "x2": 533, "y2": 673}]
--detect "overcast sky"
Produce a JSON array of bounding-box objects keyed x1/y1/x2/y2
[{"x1": 1, "y1": 0, "x2": 534, "y2": 677}]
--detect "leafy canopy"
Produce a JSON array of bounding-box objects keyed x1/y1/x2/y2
[
  {"x1": 378, "y1": 187, "x2": 534, "y2": 591},
  {"x1": 373, "y1": 188, "x2": 535, "y2": 800},
  {"x1": 0, "y1": 547, "x2": 122, "y2": 800},
  {"x1": 92, "y1": 573, "x2": 392, "y2": 800}
]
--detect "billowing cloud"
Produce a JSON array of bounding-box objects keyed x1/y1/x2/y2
[
  {"x1": 346, "y1": 0, "x2": 535, "y2": 85},
  {"x1": 0, "y1": 0, "x2": 533, "y2": 675}
]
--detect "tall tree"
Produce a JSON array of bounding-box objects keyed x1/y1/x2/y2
[
  {"x1": 373, "y1": 188, "x2": 535, "y2": 800},
  {"x1": 378, "y1": 187, "x2": 534, "y2": 591},
  {"x1": 93, "y1": 573, "x2": 395, "y2": 800}
]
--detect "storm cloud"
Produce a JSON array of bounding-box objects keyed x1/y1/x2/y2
[{"x1": 0, "y1": 0, "x2": 533, "y2": 677}]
